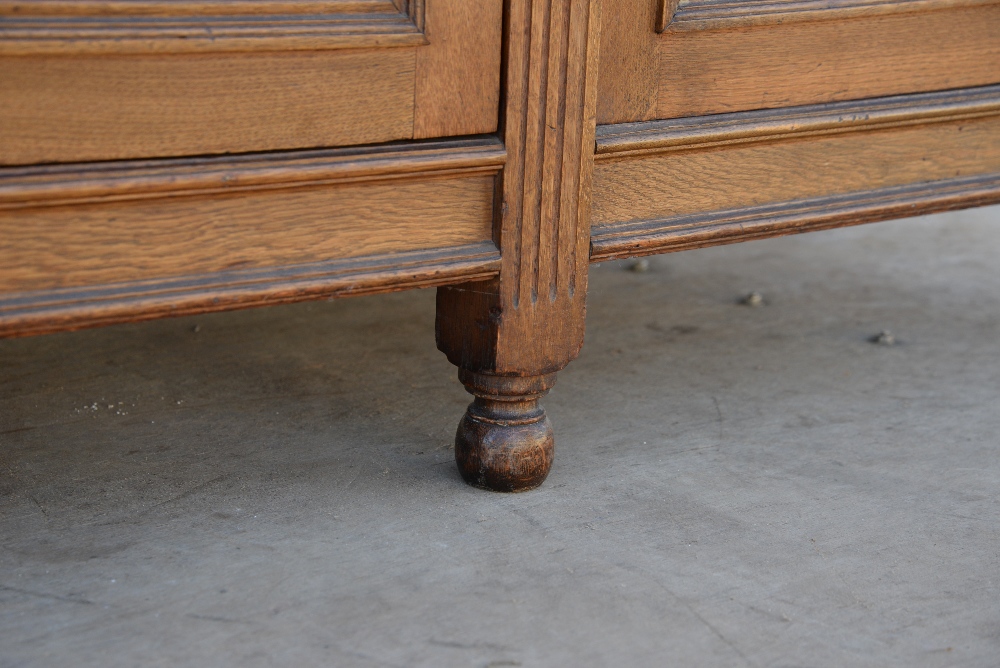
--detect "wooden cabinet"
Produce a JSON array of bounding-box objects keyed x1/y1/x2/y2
[
  {"x1": 1, "y1": 0, "x2": 504, "y2": 333},
  {"x1": 2, "y1": 0, "x2": 999, "y2": 491}
]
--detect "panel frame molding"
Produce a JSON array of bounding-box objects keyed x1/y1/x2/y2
[
  {"x1": 591, "y1": 173, "x2": 1000, "y2": 260},
  {"x1": 0, "y1": 0, "x2": 427, "y2": 53},
  {"x1": 0, "y1": 136, "x2": 505, "y2": 210},
  {"x1": 591, "y1": 85, "x2": 1000, "y2": 260},
  {"x1": 0, "y1": 135, "x2": 505, "y2": 336},
  {"x1": 657, "y1": 0, "x2": 996, "y2": 31},
  {"x1": 0, "y1": 242, "x2": 500, "y2": 339},
  {"x1": 596, "y1": 84, "x2": 1000, "y2": 159}
]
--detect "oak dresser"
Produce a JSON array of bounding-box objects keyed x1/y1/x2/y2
[{"x1": 2, "y1": 0, "x2": 998, "y2": 490}]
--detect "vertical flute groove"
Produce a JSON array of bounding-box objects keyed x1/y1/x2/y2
[{"x1": 546, "y1": 0, "x2": 571, "y2": 301}]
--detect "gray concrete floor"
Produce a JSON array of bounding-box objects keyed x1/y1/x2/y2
[{"x1": 2, "y1": 206, "x2": 999, "y2": 667}]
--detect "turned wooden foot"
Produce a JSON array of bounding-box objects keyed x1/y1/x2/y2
[
  {"x1": 435, "y1": 0, "x2": 597, "y2": 492},
  {"x1": 454, "y1": 370, "x2": 556, "y2": 492}
]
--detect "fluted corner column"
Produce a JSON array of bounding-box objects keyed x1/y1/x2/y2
[{"x1": 435, "y1": 0, "x2": 601, "y2": 491}]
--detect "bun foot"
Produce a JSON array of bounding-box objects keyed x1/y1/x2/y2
[{"x1": 454, "y1": 370, "x2": 556, "y2": 492}]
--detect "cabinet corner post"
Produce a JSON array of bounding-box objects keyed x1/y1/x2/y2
[{"x1": 435, "y1": 0, "x2": 601, "y2": 492}]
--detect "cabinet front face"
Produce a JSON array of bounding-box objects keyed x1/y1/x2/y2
[
  {"x1": 0, "y1": 1, "x2": 506, "y2": 335},
  {"x1": 0, "y1": 0, "x2": 503, "y2": 164},
  {"x1": 590, "y1": 0, "x2": 1000, "y2": 261}
]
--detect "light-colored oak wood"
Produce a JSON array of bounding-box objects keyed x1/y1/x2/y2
[
  {"x1": 0, "y1": 1, "x2": 501, "y2": 163},
  {"x1": 656, "y1": 5, "x2": 1000, "y2": 118},
  {"x1": 2, "y1": 177, "x2": 494, "y2": 293},
  {"x1": 414, "y1": 0, "x2": 503, "y2": 138},
  {"x1": 594, "y1": 117, "x2": 1000, "y2": 225},
  {"x1": 591, "y1": 173, "x2": 1000, "y2": 260},
  {"x1": 597, "y1": 85, "x2": 1000, "y2": 157},
  {"x1": 592, "y1": 110, "x2": 1000, "y2": 227},
  {"x1": 0, "y1": 1, "x2": 409, "y2": 16},
  {"x1": 0, "y1": 137, "x2": 506, "y2": 210},
  {"x1": 0, "y1": 242, "x2": 501, "y2": 339},
  {"x1": 437, "y1": 0, "x2": 601, "y2": 375},
  {"x1": 596, "y1": 0, "x2": 659, "y2": 124},
  {"x1": 660, "y1": 0, "x2": 996, "y2": 30},
  {"x1": 0, "y1": 50, "x2": 416, "y2": 165},
  {"x1": 0, "y1": 0, "x2": 425, "y2": 54},
  {"x1": 0, "y1": 137, "x2": 502, "y2": 293}
]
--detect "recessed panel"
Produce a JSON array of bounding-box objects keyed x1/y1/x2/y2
[
  {"x1": 0, "y1": 50, "x2": 416, "y2": 165},
  {"x1": 594, "y1": 116, "x2": 1000, "y2": 226}
]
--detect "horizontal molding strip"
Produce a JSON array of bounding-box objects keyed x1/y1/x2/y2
[
  {"x1": 590, "y1": 173, "x2": 1000, "y2": 261},
  {"x1": 0, "y1": 1, "x2": 426, "y2": 54},
  {"x1": 0, "y1": 136, "x2": 506, "y2": 211},
  {"x1": 0, "y1": 242, "x2": 500, "y2": 339},
  {"x1": 658, "y1": 0, "x2": 997, "y2": 32},
  {"x1": 596, "y1": 85, "x2": 1000, "y2": 159}
]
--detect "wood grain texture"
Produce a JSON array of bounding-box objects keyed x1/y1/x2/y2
[
  {"x1": 597, "y1": 85, "x2": 1000, "y2": 157},
  {"x1": 592, "y1": 89, "x2": 1000, "y2": 257},
  {"x1": 0, "y1": 50, "x2": 416, "y2": 165},
  {"x1": 413, "y1": 0, "x2": 503, "y2": 138},
  {"x1": 593, "y1": 116, "x2": 1000, "y2": 226},
  {"x1": 596, "y1": 0, "x2": 659, "y2": 124},
  {"x1": 0, "y1": 134, "x2": 503, "y2": 335},
  {"x1": 591, "y1": 173, "x2": 1000, "y2": 259},
  {"x1": 0, "y1": 242, "x2": 501, "y2": 339},
  {"x1": 660, "y1": 0, "x2": 996, "y2": 30},
  {"x1": 0, "y1": 137, "x2": 503, "y2": 294},
  {"x1": 2, "y1": 177, "x2": 495, "y2": 293},
  {"x1": 437, "y1": 0, "x2": 601, "y2": 375},
  {"x1": 454, "y1": 371, "x2": 557, "y2": 492},
  {"x1": 0, "y1": 0, "x2": 427, "y2": 54},
  {"x1": 0, "y1": 136, "x2": 506, "y2": 210},
  {"x1": 656, "y1": 4, "x2": 1000, "y2": 119}
]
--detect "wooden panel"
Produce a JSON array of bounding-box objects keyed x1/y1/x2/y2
[
  {"x1": 1, "y1": 177, "x2": 492, "y2": 293},
  {"x1": 0, "y1": 137, "x2": 503, "y2": 294},
  {"x1": 0, "y1": 135, "x2": 505, "y2": 337},
  {"x1": 0, "y1": 0, "x2": 504, "y2": 162},
  {"x1": 0, "y1": 243, "x2": 502, "y2": 338},
  {"x1": 655, "y1": 4, "x2": 1000, "y2": 119},
  {"x1": 0, "y1": 50, "x2": 415, "y2": 165},
  {"x1": 660, "y1": 0, "x2": 994, "y2": 30},
  {"x1": 0, "y1": 137, "x2": 506, "y2": 208},
  {"x1": 413, "y1": 0, "x2": 503, "y2": 137},
  {"x1": 593, "y1": 118, "x2": 1000, "y2": 225},
  {"x1": 596, "y1": 0, "x2": 659, "y2": 124},
  {"x1": 591, "y1": 88, "x2": 1000, "y2": 257},
  {"x1": 591, "y1": 174, "x2": 1000, "y2": 259},
  {"x1": 0, "y1": 0, "x2": 426, "y2": 54},
  {"x1": 597, "y1": 85, "x2": 1000, "y2": 156}
]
